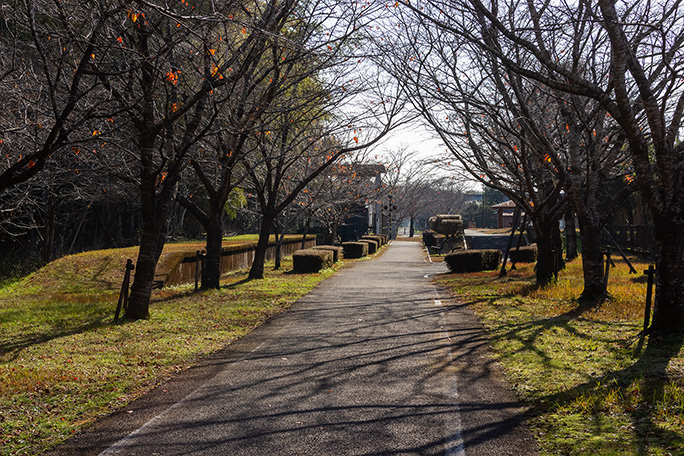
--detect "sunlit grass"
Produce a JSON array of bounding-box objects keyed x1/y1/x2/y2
[
  {"x1": 0, "y1": 239, "x2": 355, "y2": 456},
  {"x1": 435, "y1": 254, "x2": 684, "y2": 456}
]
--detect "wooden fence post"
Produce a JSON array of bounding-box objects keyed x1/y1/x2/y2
[
  {"x1": 643, "y1": 265, "x2": 655, "y2": 332},
  {"x1": 114, "y1": 259, "x2": 134, "y2": 320},
  {"x1": 194, "y1": 250, "x2": 204, "y2": 291},
  {"x1": 602, "y1": 252, "x2": 612, "y2": 298}
]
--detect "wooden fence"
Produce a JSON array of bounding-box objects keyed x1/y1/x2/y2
[
  {"x1": 604, "y1": 225, "x2": 655, "y2": 254},
  {"x1": 153, "y1": 235, "x2": 317, "y2": 288}
]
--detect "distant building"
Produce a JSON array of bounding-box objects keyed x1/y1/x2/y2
[{"x1": 492, "y1": 200, "x2": 523, "y2": 228}]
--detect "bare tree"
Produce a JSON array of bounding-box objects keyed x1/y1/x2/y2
[
  {"x1": 174, "y1": 0, "x2": 303, "y2": 289},
  {"x1": 383, "y1": 0, "x2": 638, "y2": 296},
  {"x1": 239, "y1": 0, "x2": 406, "y2": 280},
  {"x1": 0, "y1": 0, "x2": 114, "y2": 203},
  {"x1": 438, "y1": 0, "x2": 684, "y2": 331},
  {"x1": 379, "y1": 10, "x2": 567, "y2": 284},
  {"x1": 82, "y1": 1, "x2": 253, "y2": 319}
]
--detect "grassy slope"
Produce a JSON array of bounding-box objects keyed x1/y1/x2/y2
[
  {"x1": 435, "y1": 257, "x2": 684, "y2": 455},
  {"x1": 0, "y1": 237, "x2": 343, "y2": 456}
]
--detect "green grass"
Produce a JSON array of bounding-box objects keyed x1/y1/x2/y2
[
  {"x1": 0, "y1": 239, "x2": 354, "y2": 456},
  {"x1": 435, "y1": 256, "x2": 684, "y2": 455}
]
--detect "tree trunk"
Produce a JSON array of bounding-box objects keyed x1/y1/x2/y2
[
  {"x1": 300, "y1": 220, "x2": 310, "y2": 249},
  {"x1": 564, "y1": 209, "x2": 578, "y2": 261},
  {"x1": 409, "y1": 216, "x2": 415, "y2": 238},
  {"x1": 534, "y1": 217, "x2": 563, "y2": 286},
  {"x1": 202, "y1": 209, "x2": 223, "y2": 289},
  {"x1": 650, "y1": 221, "x2": 684, "y2": 333},
  {"x1": 577, "y1": 223, "x2": 605, "y2": 303},
  {"x1": 274, "y1": 222, "x2": 283, "y2": 270},
  {"x1": 125, "y1": 224, "x2": 164, "y2": 320},
  {"x1": 248, "y1": 215, "x2": 274, "y2": 280}
]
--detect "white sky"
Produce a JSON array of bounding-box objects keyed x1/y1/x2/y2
[{"x1": 374, "y1": 120, "x2": 482, "y2": 192}]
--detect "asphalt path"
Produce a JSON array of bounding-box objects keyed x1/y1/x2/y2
[{"x1": 49, "y1": 240, "x2": 537, "y2": 456}]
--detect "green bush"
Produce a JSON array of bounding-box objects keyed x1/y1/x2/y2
[
  {"x1": 445, "y1": 249, "x2": 502, "y2": 273},
  {"x1": 342, "y1": 241, "x2": 368, "y2": 259},
  {"x1": 358, "y1": 239, "x2": 378, "y2": 254},
  {"x1": 509, "y1": 244, "x2": 537, "y2": 263},
  {"x1": 312, "y1": 245, "x2": 343, "y2": 262},
  {"x1": 292, "y1": 249, "x2": 334, "y2": 273}
]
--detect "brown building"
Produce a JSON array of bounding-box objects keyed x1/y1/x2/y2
[{"x1": 492, "y1": 200, "x2": 523, "y2": 228}]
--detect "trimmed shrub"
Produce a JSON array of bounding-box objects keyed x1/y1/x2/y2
[
  {"x1": 435, "y1": 214, "x2": 463, "y2": 236},
  {"x1": 361, "y1": 235, "x2": 384, "y2": 247},
  {"x1": 438, "y1": 219, "x2": 463, "y2": 236},
  {"x1": 428, "y1": 216, "x2": 438, "y2": 231},
  {"x1": 342, "y1": 242, "x2": 368, "y2": 259},
  {"x1": 445, "y1": 249, "x2": 502, "y2": 273},
  {"x1": 312, "y1": 245, "x2": 343, "y2": 262},
  {"x1": 509, "y1": 244, "x2": 537, "y2": 263},
  {"x1": 359, "y1": 239, "x2": 378, "y2": 254},
  {"x1": 292, "y1": 249, "x2": 333, "y2": 273}
]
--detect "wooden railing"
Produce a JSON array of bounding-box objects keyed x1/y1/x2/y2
[
  {"x1": 604, "y1": 225, "x2": 655, "y2": 253},
  {"x1": 153, "y1": 235, "x2": 317, "y2": 288}
]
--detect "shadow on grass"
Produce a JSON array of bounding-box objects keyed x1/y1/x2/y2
[
  {"x1": 466, "y1": 292, "x2": 684, "y2": 453},
  {"x1": 0, "y1": 318, "x2": 112, "y2": 361},
  {"x1": 222, "y1": 277, "x2": 254, "y2": 289},
  {"x1": 526, "y1": 333, "x2": 684, "y2": 454}
]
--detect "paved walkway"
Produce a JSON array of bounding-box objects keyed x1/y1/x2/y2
[{"x1": 51, "y1": 240, "x2": 537, "y2": 455}]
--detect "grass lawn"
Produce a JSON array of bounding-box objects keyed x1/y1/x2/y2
[
  {"x1": 435, "y1": 256, "x2": 684, "y2": 455},
  {"x1": 0, "y1": 238, "x2": 358, "y2": 456}
]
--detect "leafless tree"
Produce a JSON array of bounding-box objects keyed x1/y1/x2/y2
[
  {"x1": 383, "y1": 0, "x2": 639, "y2": 296},
  {"x1": 238, "y1": 0, "x2": 407, "y2": 280},
  {"x1": 433, "y1": 0, "x2": 684, "y2": 331}
]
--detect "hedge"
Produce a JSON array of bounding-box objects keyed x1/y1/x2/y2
[
  {"x1": 438, "y1": 218, "x2": 463, "y2": 236},
  {"x1": 445, "y1": 249, "x2": 502, "y2": 273},
  {"x1": 312, "y1": 245, "x2": 343, "y2": 262},
  {"x1": 509, "y1": 244, "x2": 537, "y2": 263},
  {"x1": 342, "y1": 241, "x2": 368, "y2": 259},
  {"x1": 292, "y1": 249, "x2": 334, "y2": 273},
  {"x1": 358, "y1": 239, "x2": 378, "y2": 254},
  {"x1": 361, "y1": 235, "x2": 384, "y2": 246},
  {"x1": 434, "y1": 214, "x2": 463, "y2": 236}
]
